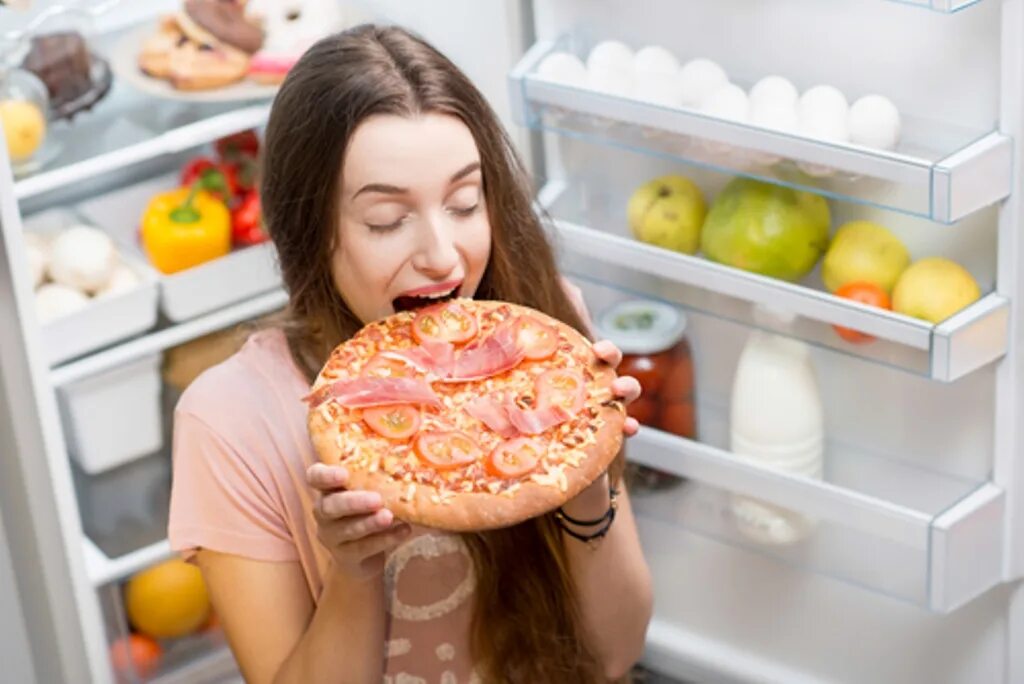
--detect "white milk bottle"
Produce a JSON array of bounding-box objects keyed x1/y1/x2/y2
[{"x1": 728, "y1": 312, "x2": 824, "y2": 546}]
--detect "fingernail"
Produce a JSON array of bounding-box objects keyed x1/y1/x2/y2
[
  {"x1": 365, "y1": 493, "x2": 383, "y2": 508},
  {"x1": 376, "y1": 509, "x2": 393, "y2": 526}
]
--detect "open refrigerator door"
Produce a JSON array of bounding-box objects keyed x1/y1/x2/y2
[{"x1": 514, "y1": 0, "x2": 1024, "y2": 682}]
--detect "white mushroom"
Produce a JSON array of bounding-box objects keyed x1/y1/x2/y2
[
  {"x1": 47, "y1": 225, "x2": 118, "y2": 295},
  {"x1": 35, "y1": 283, "x2": 89, "y2": 323},
  {"x1": 96, "y1": 263, "x2": 140, "y2": 297}
]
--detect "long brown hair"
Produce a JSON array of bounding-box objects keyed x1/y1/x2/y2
[{"x1": 261, "y1": 24, "x2": 608, "y2": 682}]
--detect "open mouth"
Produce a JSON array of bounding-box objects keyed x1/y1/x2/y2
[{"x1": 392, "y1": 281, "x2": 464, "y2": 313}]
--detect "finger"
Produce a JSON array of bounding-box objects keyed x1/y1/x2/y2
[
  {"x1": 315, "y1": 489, "x2": 383, "y2": 521},
  {"x1": 623, "y1": 417, "x2": 640, "y2": 437},
  {"x1": 612, "y1": 376, "x2": 642, "y2": 404},
  {"x1": 346, "y1": 523, "x2": 413, "y2": 560},
  {"x1": 324, "y1": 507, "x2": 397, "y2": 544},
  {"x1": 592, "y1": 340, "x2": 622, "y2": 368},
  {"x1": 307, "y1": 463, "x2": 349, "y2": 491}
]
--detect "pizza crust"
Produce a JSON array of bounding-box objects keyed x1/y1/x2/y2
[{"x1": 307, "y1": 301, "x2": 626, "y2": 531}]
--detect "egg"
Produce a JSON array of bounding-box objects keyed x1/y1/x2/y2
[
  {"x1": 96, "y1": 264, "x2": 140, "y2": 297},
  {"x1": 700, "y1": 83, "x2": 749, "y2": 122},
  {"x1": 635, "y1": 72, "x2": 684, "y2": 107},
  {"x1": 634, "y1": 45, "x2": 679, "y2": 77},
  {"x1": 35, "y1": 283, "x2": 89, "y2": 323},
  {"x1": 678, "y1": 58, "x2": 729, "y2": 108},
  {"x1": 798, "y1": 85, "x2": 850, "y2": 142},
  {"x1": 587, "y1": 66, "x2": 633, "y2": 97},
  {"x1": 48, "y1": 225, "x2": 118, "y2": 295},
  {"x1": 748, "y1": 75, "x2": 799, "y2": 110},
  {"x1": 586, "y1": 40, "x2": 634, "y2": 76},
  {"x1": 536, "y1": 52, "x2": 588, "y2": 87},
  {"x1": 751, "y1": 101, "x2": 799, "y2": 133},
  {"x1": 848, "y1": 94, "x2": 901, "y2": 151}
]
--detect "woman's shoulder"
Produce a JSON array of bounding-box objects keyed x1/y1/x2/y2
[{"x1": 175, "y1": 327, "x2": 306, "y2": 431}]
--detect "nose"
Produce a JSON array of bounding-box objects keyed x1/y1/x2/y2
[{"x1": 411, "y1": 213, "x2": 460, "y2": 278}]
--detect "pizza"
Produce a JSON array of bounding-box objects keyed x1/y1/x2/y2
[{"x1": 305, "y1": 299, "x2": 626, "y2": 531}]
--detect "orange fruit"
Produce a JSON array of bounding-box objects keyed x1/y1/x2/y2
[
  {"x1": 125, "y1": 559, "x2": 211, "y2": 639},
  {"x1": 110, "y1": 633, "x2": 162, "y2": 680},
  {"x1": 832, "y1": 281, "x2": 891, "y2": 344}
]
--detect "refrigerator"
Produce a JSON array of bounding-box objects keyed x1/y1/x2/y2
[{"x1": 0, "y1": 0, "x2": 1021, "y2": 682}]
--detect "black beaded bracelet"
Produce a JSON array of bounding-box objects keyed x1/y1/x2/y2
[{"x1": 553, "y1": 486, "x2": 620, "y2": 543}]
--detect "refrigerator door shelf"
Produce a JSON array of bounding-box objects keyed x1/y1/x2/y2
[
  {"x1": 906, "y1": 0, "x2": 983, "y2": 11},
  {"x1": 510, "y1": 40, "x2": 1011, "y2": 223},
  {"x1": 545, "y1": 182, "x2": 1006, "y2": 382},
  {"x1": 74, "y1": 171, "x2": 281, "y2": 323},
  {"x1": 626, "y1": 422, "x2": 1004, "y2": 613}
]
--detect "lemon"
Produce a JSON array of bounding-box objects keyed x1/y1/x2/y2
[
  {"x1": 125, "y1": 559, "x2": 211, "y2": 639},
  {"x1": 892, "y1": 257, "x2": 981, "y2": 324},
  {"x1": 0, "y1": 99, "x2": 45, "y2": 162}
]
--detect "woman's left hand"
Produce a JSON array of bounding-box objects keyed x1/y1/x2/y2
[{"x1": 592, "y1": 339, "x2": 641, "y2": 437}]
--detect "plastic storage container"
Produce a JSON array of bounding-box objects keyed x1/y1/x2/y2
[
  {"x1": 74, "y1": 171, "x2": 280, "y2": 322},
  {"x1": 596, "y1": 299, "x2": 696, "y2": 488},
  {"x1": 23, "y1": 207, "x2": 159, "y2": 365},
  {"x1": 58, "y1": 353, "x2": 163, "y2": 475}
]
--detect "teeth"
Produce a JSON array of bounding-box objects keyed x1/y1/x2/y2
[{"x1": 417, "y1": 287, "x2": 457, "y2": 300}]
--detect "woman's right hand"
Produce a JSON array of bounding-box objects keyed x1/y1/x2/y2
[{"x1": 307, "y1": 463, "x2": 412, "y2": 580}]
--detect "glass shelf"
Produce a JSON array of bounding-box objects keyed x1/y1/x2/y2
[
  {"x1": 510, "y1": 40, "x2": 1011, "y2": 223},
  {"x1": 11, "y1": 21, "x2": 271, "y2": 202},
  {"x1": 625, "y1": 417, "x2": 1003, "y2": 612},
  {"x1": 893, "y1": 0, "x2": 982, "y2": 11},
  {"x1": 546, "y1": 180, "x2": 1008, "y2": 382}
]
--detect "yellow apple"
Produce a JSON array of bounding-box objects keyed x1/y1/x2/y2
[
  {"x1": 822, "y1": 220, "x2": 909, "y2": 294},
  {"x1": 627, "y1": 175, "x2": 706, "y2": 255},
  {"x1": 892, "y1": 257, "x2": 981, "y2": 324}
]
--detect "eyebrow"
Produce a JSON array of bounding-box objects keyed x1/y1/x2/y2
[{"x1": 352, "y1": 161, "x2": 481, "y2": 199}]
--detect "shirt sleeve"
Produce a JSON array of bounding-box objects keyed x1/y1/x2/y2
[{"x1": 168, "y1": 409, "x2": 299, "y2": 563}]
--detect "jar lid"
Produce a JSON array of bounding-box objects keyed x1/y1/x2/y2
[{"x1": 595, "y1": 299, "x2": 688, "y2": 355}]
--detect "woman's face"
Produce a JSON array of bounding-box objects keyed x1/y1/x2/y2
[{"x1": 332, "y1": 113, "x2": 492, "y2": 324}]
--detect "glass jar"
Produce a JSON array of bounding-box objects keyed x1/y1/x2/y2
[
  {"x1": 0, "y1": 66, "x2": 49, "y2": 174},
  {"x1": 596, "y1": 299, "x2": 697, "y2": 489}
]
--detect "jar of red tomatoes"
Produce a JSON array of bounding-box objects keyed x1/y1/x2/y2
[{"x1": 596, "y1": 300, "x2": 696, "y2": 490}]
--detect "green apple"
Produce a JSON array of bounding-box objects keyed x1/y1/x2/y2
[
  {"x1": 822, "y1": 221, "x2": 909, "y2": 294},
  {"x1": 700, "y1": 178, "x2": 830, "y2": 282},
  {"x1": 627, "y1": 175, "x2": 706, "y2": 255},
  {"x1": 892, "y1": 257, "x2": 981, "y2": 323}
]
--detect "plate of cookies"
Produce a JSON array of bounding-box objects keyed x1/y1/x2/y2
[{"x1": 110, "y1": 0, "x2": 345, "y2": 102}]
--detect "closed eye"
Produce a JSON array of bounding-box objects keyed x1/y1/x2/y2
[
  {"x1": 449, "y1": 204, "x2": 479, "y2": 217},
  {"x1": 367, "y1": 218, "x2": 405, "y2": 232}
]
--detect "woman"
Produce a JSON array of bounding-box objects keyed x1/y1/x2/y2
[{"x1": 169, "y1": 24, "x2": 653, "y2": 683}]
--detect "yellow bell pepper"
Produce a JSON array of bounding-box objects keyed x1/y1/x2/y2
[{"x1": 140, "y1": 186, "x2": 231, "y2": 274}]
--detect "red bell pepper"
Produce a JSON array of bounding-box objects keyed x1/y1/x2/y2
[
  {"x1": 215, "y1": 130, "x2": 260, "y2": 162},
  {"x1": 180, "y1": 157, "x2": 234, "y2": 203}
]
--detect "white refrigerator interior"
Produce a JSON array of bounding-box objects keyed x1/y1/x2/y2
[{"x1": 0, "y1": 0, "x2": 1021, "y2": 683}]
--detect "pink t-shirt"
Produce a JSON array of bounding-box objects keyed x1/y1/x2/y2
[
  {"x1": 168, "y1": 282, "x2": 594, "y2": 683},
  {"x1": 169, "y1": 328, "x2": 481, "y2": 683}
]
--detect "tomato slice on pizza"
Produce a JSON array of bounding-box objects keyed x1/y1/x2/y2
[
  {"x1": 514, "y1": 315, "x2": 559, "y2": 361},
  {"x1": 362, "y1": 405, "x2": 421, "y2": 440},
  {"x1": 486, "y1": 438, "x2": 542, "y2": 478},
  {"x1": 414, "y1": 430, "x2": 483, "y2": 470},
  {"x1": 412, "y1": 301, "x2": 478, "y2": 345},
  {"x1": 536, "y1": 368, "x2": 586, "y2": 414}
]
